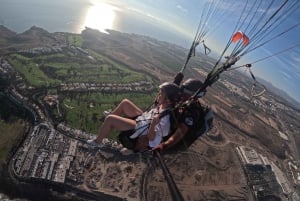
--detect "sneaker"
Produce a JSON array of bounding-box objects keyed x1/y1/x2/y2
[
  {"x1": 87, "y1": 139, "x2": 104, "y2": 148},
  {"x1": 120, "y1": 147, "x2": 134, "y2": 155},
  {"x1": 102, "y1": 138, "x2": 109, "y2": 144},
  {"x1": 103, "y1": 109, "x2": 112, "y2": 117}
]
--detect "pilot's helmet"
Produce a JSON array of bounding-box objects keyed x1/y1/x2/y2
[{"x1": 181, "y1": 78, "x2": 206, "y2": 97}]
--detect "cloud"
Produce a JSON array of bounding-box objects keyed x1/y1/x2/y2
[
  {"x1": 289, "y1": 51, "x2": 300, "y2": 65},
  {"x1": 278, "y1": 69, "x2": 293, "y2": 81},
  {"x1": 214, "y1": 0, "x2": 241, "y2": 12},
  {"x1": 176, "y1": 4, "x2": 187, "y2": 13},
  {"x1": 250, "y1": 46, "x2": 300, "y2": 84},
  {"x1": 274, "y1": 50, "x2": 300, "y2": 80}
]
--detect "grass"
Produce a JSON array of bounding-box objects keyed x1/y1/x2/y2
[
  {"x1": 7, "y1": 54, "x2": 58, "y2": 87},
  {"x1": 7, "y1": 49, "x2": 152, "y2": 86},
  {"x1": 0, "y1": 119, "x2": 26, "y2": 164},
  {"x1": 68, "y1": 34, "x2": 83, "y2": 47}
]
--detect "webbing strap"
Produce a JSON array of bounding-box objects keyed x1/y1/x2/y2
[{"x1": 154, "y1": 150, "x2": 185, "y2": 201}]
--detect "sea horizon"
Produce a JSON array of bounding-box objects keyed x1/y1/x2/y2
[{"x1": 0, "y1": 0, "x2": 190, "y2": 48}]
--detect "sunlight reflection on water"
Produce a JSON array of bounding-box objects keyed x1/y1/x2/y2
[{"x1": 82, "y1": 2, "x2": 117, "y2": 34}]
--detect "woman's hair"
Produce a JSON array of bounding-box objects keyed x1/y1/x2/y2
[{"x1": 159, "y1": 82, "x2": 181, "y2": 103}]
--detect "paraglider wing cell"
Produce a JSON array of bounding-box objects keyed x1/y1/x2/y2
[
  {"x1": 232, "y1": 31, "x2": 249, "y2": 46},
  {"x1": 232, "y1": 31, "x2": 243, "y2": 43},
  {"x1": 242, "y1": 34, "x2": 249, "y2": 46}
]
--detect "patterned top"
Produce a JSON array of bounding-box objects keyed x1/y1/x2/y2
[{"x1": 130, "y1": 107, "x2": 170, "y2": 148}]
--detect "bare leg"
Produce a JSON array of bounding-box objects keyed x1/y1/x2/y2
[
  {"x1": 95, "y1": 114, "x2": 136, "y2": 143},
  {"x1": 110, "y1": 98, "x2": 143, "y2": 117}
]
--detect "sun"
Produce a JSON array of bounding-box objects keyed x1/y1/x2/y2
[{"x1": 84, "y1": 2, "x2": 116, "y2": 33}]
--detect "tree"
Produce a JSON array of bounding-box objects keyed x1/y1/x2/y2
[{"x1": 92, "y1": 113, "x2": 98, "y2": 123}]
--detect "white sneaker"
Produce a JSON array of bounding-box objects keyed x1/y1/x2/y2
[
  {"x1": 120, "y1": 147, "x2": 134, "y2": 155},
  {"x1": 87, "y1": 139, "x2": 104, "y2": 148},
  {"x1": 102, "y1": 138, "x2": 109, "y2": 143},
  {"x1": 103, "y1": 109, "x2": 112, "y2": 117}
]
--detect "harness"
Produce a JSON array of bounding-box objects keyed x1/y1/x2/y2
[{"x1": 164, "y1": 101, "x2": 214, "y2": 151}]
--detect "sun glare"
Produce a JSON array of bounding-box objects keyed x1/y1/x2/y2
[{"x1": 84, "y1": 2, "x2": 116, "y2": 33}]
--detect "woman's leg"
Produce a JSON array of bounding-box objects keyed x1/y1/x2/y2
[
  {"x1": 95, "y1": 114, "x2": 136, "y2": 143},
  {"x1": 111, "y1": 98, "x2": 143, "y2": 117}
]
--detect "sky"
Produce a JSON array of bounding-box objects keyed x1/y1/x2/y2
[
  {"x1": 103, "y1": 0, "x2": 300, "y2": 103},
  {"x1": 1, "y1": 0, "x2": 300, "y2": 102}
]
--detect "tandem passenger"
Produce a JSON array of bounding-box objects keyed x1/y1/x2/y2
[{"x1": 87, "y1": 82, "x2": 181, "y2": 150}]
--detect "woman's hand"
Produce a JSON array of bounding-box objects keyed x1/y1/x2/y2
[
  {"x1": 151, "y1": 114, "x2": 160, "y2": 125},
  {"x1": 148, "y1": 114, "x2": 160, "y2": 140}
]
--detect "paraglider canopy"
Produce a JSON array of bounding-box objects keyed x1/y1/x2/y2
[{"x1": 232, "y1": 31, "x2": 249, "y2": 46}]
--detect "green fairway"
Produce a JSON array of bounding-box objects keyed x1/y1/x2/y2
[
  {"x1": 7, "y1": 54, "x2": 58, "y2": 87},
  {"x1": 7, "y1": 48, "x2": 153, "y2": 86},
  {"x1": 68, "y1": 34, "x2": 83, "y2": 47}
]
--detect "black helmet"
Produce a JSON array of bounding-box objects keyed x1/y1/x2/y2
[
  {"x1": 181, "y1": 78, "x2": 206, "y2": 97},
  {"x1": 159, "y1": 82, "x2": 181, "y2": 103}
]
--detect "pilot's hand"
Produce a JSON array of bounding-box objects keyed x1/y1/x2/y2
[{"x1": 152, "y1": 143, "x2": 166, "y2": 153}]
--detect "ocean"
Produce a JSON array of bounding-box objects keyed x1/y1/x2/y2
[{"x1": 0, "y1": 0, "x2": 190, "y2": 48}]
